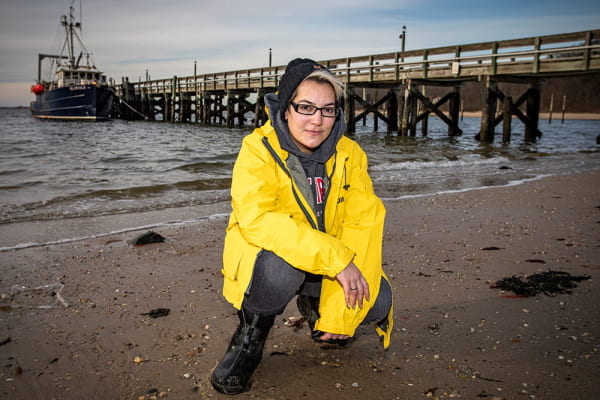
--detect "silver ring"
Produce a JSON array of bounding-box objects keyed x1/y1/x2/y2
[{"x1": 350, "y1": 287, "x2": 357, "y2": 290}]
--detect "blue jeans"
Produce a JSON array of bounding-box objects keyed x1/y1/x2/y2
[{"x1": 243, "y1": 250, "x2": 392, "y2": 325}]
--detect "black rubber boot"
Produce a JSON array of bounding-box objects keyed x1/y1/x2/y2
[
  {"x1": 296, "y1": 295, "x2": 320, "y2": 334},
  {"x1": 211, "y1": 308, "x2": 275, "y2": 395}
]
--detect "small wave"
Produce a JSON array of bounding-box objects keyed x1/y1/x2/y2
[
  {"x1": 0, "y1": 188, "x2": 231, "y2": 225},
  {"x1": 98, "y1": 154, "x2": 141, "y2": 163},
  {"x1": 19, "y1": 151, "x2": 56, "y2": 159},
  {"x1": 380, "y1": 174, "x2": 551, "y2": 201},
  {"x1": 34, "y1": 179, "x2": 231, "y2": 204},
  {"x1": 371, "y1": 156, "x2": 510, "y2": 171},
  {"x1": 0, "y1": 180, "x2": 46, "y2": 190},
  {"x1": 173, "y1": 178, "x2": 232, "y2": 191},
  {"x1": 0, "y1": 169, "x2": 27, "y2": 176},
  {"x1": 174, "y1": 156, "x2": 237, "y2": 173}
]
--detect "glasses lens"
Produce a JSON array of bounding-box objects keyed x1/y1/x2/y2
[
  {"x1": 321, "y1": 107, "x2": 337, "y2": 117},
  {"x1": 291, "y1": 102, "x2": 337, "y2": 117},
  {"x1": 296, "y1": 103, "x2": 316, "y2": 115}
]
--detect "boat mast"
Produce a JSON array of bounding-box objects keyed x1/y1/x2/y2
[{"x1": 61, "y1": 1, "x2": 81, "y2": 67}]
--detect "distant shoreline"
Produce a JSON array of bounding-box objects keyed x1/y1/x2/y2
[
  {"x1": 459, "y1": 111, "x2": 600, "y2": 121},
  {"x1": 2, "y1": 106, "x2": 599, "y2": 121},
  {"x1": 356, "y1": 110, "x2": 600, "y2": 121}
]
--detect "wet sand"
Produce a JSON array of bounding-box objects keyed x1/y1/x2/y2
[{"x1": 1, "y1": 171, "x2": 598, "y2": 400}]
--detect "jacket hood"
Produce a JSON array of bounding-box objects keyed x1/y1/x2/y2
[{"x1": 264, "y1": 92, "x2": 346, "y2": 163}]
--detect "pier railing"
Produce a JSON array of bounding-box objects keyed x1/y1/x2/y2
[
  {"x1": 118, "y1": 29, "x2": 599, "y2": 94},
  {"x1": 114, "y1": 29, "x2": 599, "y2": 142}
]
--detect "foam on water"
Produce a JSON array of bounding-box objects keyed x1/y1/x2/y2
[
  {"x1": 379, "y1": 173, "x2": 551, "y2": 201},
  {"x1": 0, "y1": 212, "x2": 230, "y2": 252},
  {"x1": 371, "y1": 156, "x2": 511, "y2": 172}
]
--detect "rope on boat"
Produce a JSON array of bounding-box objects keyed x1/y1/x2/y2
[{"x1": 119, "y1": 98, "x2": 149, "y2": 120}]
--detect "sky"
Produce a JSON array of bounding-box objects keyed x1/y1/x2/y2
[{"x1": 1, "y1": 0, "x2": 599, "y2": 107}]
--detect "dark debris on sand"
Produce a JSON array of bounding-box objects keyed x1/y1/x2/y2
[
  {"x1": 133, "y1": 231, "x2": 166, "y2": 246},
  {"x1": 490, "y1": 270, "x2": 591, "y2": 297}
]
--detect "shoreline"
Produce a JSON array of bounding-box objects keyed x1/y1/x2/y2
[
  {"x1": 0, "y1": 173, "x2": 556, "y2": 253},
  {"x1": 351, "y1": 109, "x2": 600, "y2": 121},
  {"x1": 460, "y1": 111, "x2": 600, "y2": 121},
  {"x1": 0, "y1": 170, "x2": 583, "y2": 253},
  {"x1": 3, "y1": 106, "x2": 599, "y2": 121},
  {"x1": 1, "y1": 170, "x2": 599, "y2": 399},
  {"x1": 412, "y1": 111, "x2": 600, "y2": 121}
]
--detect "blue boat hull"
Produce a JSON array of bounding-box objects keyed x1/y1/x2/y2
[{"x1": 30, "y1": 85, "x2": 114, "y2": 121}]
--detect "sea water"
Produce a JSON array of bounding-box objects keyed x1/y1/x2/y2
[{"x1": 1, "y1": 108, "x2": 599, "y2": 250}]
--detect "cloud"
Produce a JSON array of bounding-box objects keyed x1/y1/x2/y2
[{"x1": 1, "y1": 0, "x2": 599, "y2": 106}]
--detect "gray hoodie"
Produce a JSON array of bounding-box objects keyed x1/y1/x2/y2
[{"x1": 264, "y1": 93, "x2": 346, "y2": 231}]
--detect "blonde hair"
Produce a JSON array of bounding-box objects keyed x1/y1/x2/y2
[{"x1": 291, "y1": 70, "x2": 345, "y2": 105}]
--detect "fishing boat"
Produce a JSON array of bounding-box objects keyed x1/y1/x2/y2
[{"x1": 30, "y1": 1, "x2": 114, "y2": 120}]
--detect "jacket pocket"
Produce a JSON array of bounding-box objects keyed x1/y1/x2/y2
[
  {"x1": 222, "y1": 226, "x2": 260, "y2": 283},
  {"x1": 222, "y1": 227, "x2": 244, "y2": 281}
]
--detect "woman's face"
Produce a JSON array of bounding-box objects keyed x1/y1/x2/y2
[{"x1": 284, "y1": 79, "x2": 337, "y2": 153}]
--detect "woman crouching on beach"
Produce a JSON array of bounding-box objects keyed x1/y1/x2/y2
[{"x1": 211, "y1": 58, "x2": 394, "y2": 395}]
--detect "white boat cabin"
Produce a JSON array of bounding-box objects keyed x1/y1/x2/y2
[{"x1": 56, "y1": 68, "x2": 108, "y2": 88}]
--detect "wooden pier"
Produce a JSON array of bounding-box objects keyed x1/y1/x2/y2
[{"x1": 114, "y1": 29, "x2": 600, "y2": 142}]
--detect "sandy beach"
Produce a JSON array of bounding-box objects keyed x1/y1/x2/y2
[{"x1": 1, "y1": 170, "x2": 598, "y2": 400}]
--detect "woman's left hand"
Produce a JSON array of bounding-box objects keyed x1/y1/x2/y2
[{"x1": 336, "y1": 262, "x2": 370, "y2": 309}]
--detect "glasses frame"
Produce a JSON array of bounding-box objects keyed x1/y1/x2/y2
[{"x1": 289, "y1": 101, "x2": 338, "y2": 118}]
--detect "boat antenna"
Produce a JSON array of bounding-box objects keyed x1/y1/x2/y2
[{"x1": 61, "y1": 0, "x2": 82, "y2": 67}]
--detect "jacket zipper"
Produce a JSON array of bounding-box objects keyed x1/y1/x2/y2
[
  {"x1": 325, "y1": 155, "x2": 349, "y2": 233},
  {"x1": 262, "y1": 137, "x2": 319, "y2": 230},
  {"x1": 322, "y1": 152, "x2": 338, "y2": 231}
]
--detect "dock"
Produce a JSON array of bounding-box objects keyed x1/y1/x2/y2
[{"x1": 114, "y1": 29, "x2": 600, "y2": 142}]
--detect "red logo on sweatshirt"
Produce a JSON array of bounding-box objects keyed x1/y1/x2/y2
[{"x1": 307, "y1": 177, "x2": 325, "y2": 204}]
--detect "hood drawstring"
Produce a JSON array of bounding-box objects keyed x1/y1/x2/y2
[{"x1": 342, "y1": 157, "x2": 350, "y2": 191}]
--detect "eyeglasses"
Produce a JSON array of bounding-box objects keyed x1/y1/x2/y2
[{"x1": 289, "y1": 102, "x2": 338, "y2": 118}]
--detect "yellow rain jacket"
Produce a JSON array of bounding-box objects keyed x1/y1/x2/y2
[{"x1": 221, "y1": 120, "x2": 393, "y2": 348}]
